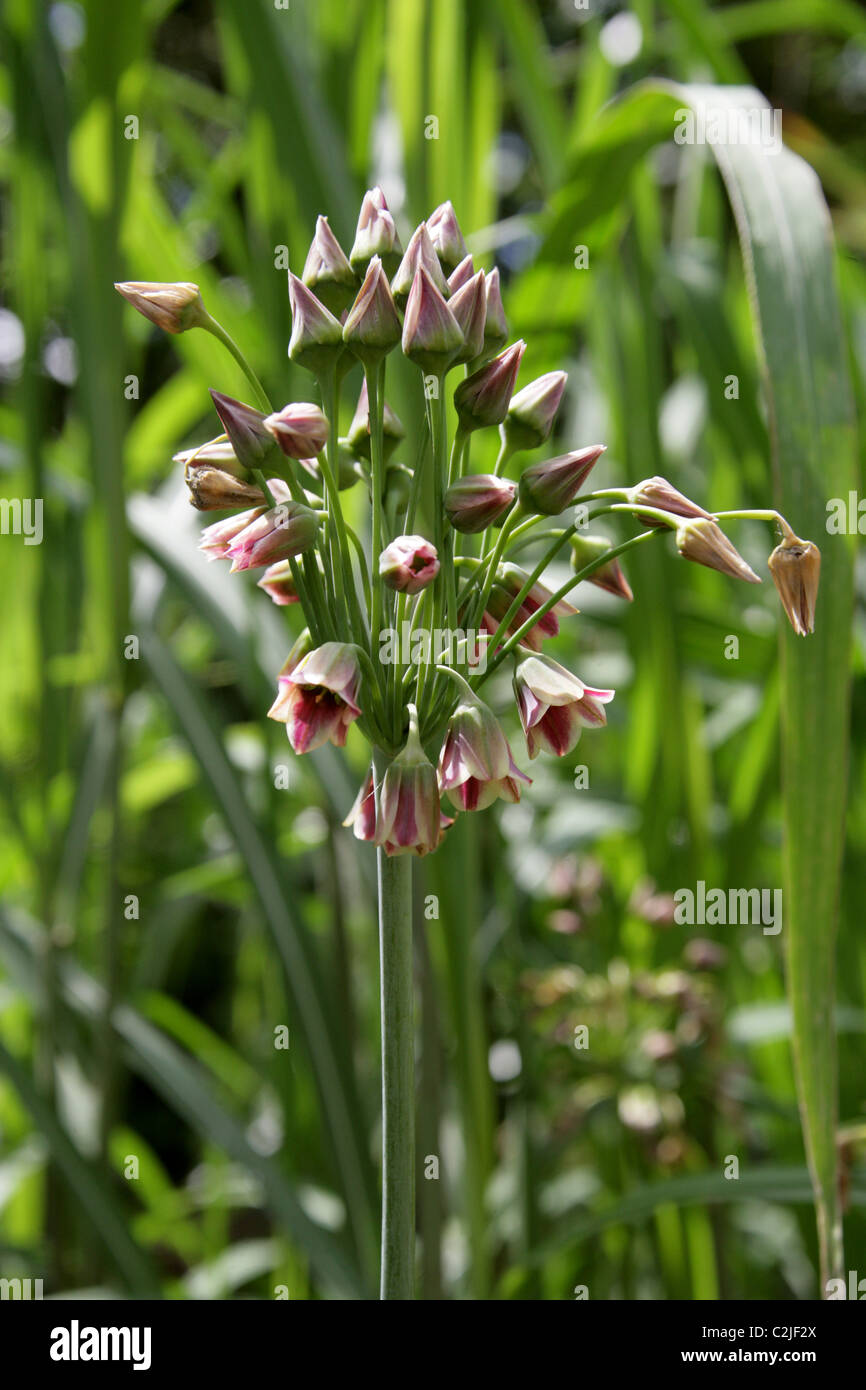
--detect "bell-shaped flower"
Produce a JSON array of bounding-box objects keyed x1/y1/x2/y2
[
  {"x1": 376, "y1": 706, "x2": 444, "y2": 856},
  {"x1": 288, "y1": 274, "x2": 344, "y2": 375},
  {"x1": 401, "y1": 266, "x2": 463, "y2": 376},
  {"x1": 226, "y1": 498, "x2": 319, "y2": 571},
  {"x1": 342, "y1": 256, "x2": 402, "y2": 365},
  {"x1": 257, "y1": 560, "x2": 300, "y2": 606},
  {"x1": 676, "y1": 518, "x2": 761, "y2": 584},
  {"x1": 268, "y1": 641, "x2": 362, "y2": 753},
  {"x1": 444, "y1": 473, "x2": 516, "y2": 534},
  {"x1": 767, "y1": 533, "x2": 820, "y2": 636},
  {"x1": 350, "y1": 186, "x2": 402, "y2": 275},
  {"x1": 437, "y1": 685, "x2": 530, "y2": 812},
  {"x1": 513, "y1": 653, "x2": 615, "y2": 760},
  {"x1": 343, "y1": 769, "x2": 378, "y2": 843},
  {"x1": 483, "y1": 563, "x2": 578, "y2": 651},
  {"x1": 454, "y1": 341, "x2": 525, "y2": 432},
  {"x1": 302, "y1": 214, "x2": 357, "y2": 316},
  {"x1": 519, "y1": 445, "x2": 605, "y2": 515},
  {"x1": 379, "y1": 535, "x2": 440, "y2": 594},
  {"x1": 264, "y1": 402, "x2": 330, "y2": 459},
  {"x1": 502, "y1": 371, "x2": 567, "y2": 452},
  {"x1": 115, "y1": 280, "x2": 206, "y2": 334},
  {"x1": 427, "y1": 201, "x2": 468, "y2": 274}
]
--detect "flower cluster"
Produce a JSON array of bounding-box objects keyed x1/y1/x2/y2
[{"x1": 117, "y1": 192, "x2": 821, "y2": 858}]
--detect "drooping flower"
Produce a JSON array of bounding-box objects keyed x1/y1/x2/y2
[
  {"x1": 767, "y1": 534, "x2": 820, "y2": 635},
  {"x1": 376, "y1": 706, "x2": 444, "y2": 855},
  {"x1": 676, "y1": 518, "x2": 761, "y2": 584},
  {"x1": 343, "y1": 769, "x2": 378, "y2": 843},
  {"x1": 401, "y1": 266, "x2": 464, "y2": 376},
  {"x1": 350, "y1": 186, "x2": 402, "y2": 275},
  {"x1": 288, "y1": 274, "x2": 344, "y2": 375},
  {"x1": 346, "y1": 378, "x2": 405, "y2": 463},
  {"x1": 268, "y1": 641, "x2": 362, "y2": 753},
  {"x1": 453, "y1": 340, "x2": 525, "y2": 431},
  {"x1": 519, "y1": 445, "x2": 605, "y2": 515},
  {"x1": 447, "y1": 271, "x2": 487, "y2": 365},
  {"x1": 427, "y1": 201, "x2": 468, "y2": 274},
  {"x1": 257, "y1": 559, "x2": 300, "y2": 606},
  {"x1": 391, "y1": 223, "x2": 450, "y2": 307},
  {"x1": 226, "y1": 498, "x2": 319, "y2": 571},
  {"x1": 302, "y1": 214, "x2": 357, "y2": 315},
  {"x1": 482, "y1": 563, "x2": 578, "y2": 651},
  {"x1": 199, "y1": 505, "x2": 268, "y2": 561},
  {"x1": 379, "y1": 534, "x2": 440, "y2": 594},
  {"x1": 114, "y1": 280, "x2": 206, "y2": 334},
  {"x1": 438, "y1": 687, "x2": 530, "y2": 812},
  {"x1": 513, "y1": 653, "x2": 615, "y2": 760},
  {"x1": 264, "y1": 403, "x2": 330, "y2": 459},
  {"x1": 342, "y1": 256, "x2": 402, "y2": 365},
  {"x1": 444, "y1": 473, "x2": 516, "y2": 533},
  {"x1": 502, "y1": 370, "x2": 568, "y2": 452},
  {"x1": 569, "y1": 532, "x2": 634, "y2": 601}
]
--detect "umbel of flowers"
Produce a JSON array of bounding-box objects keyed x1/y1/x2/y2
[{"x1": 116, "y1": 191, "x2": 820, "y2": 1297}]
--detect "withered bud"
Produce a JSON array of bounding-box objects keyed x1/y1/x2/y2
[{"x1": 767, "y1": 534, "x2": 820, "y2": 636}]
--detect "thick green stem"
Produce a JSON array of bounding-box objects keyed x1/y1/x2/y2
[{"x1": 374, "y1": 746, "x2": 416, "y2": 1300}]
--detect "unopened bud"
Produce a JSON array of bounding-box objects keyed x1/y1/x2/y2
[
  {"x1": 427, "y1": 201, "x2": 468, "y2": 274},
  {"x1": 444, "y1": 473, "x2": 516, "y2": 534},
  {"x1": 519, "y1": 445, "x2": 605, "y2": 515},
  {"x1": 173, "y1": 438, "x2": 247, "y2": 480},
  {"x1": 342, "y1": 256, "x2": 402, "y2": 365},
  {"x1": 676, "y1": 517, "x2": 761, "y2": 584},
  {"x1": 454, "y1": 340, "x2": 525, "y2": 432},
  {"x1": 264, "y1": 402, "x2": 330, "y2": 459},
  {"x1": 350, "y1": 186, "x2": 402, "y2": 275},
  {"x1": 210, "y1": 390, "x2": 280, "y2": 475},
  {"x1": 569, "y1": 533, "x2": 633, "y2": 601},
  {"x1": 503, "y1": 371, "x2": 567, "y2": 452},
  {"x1": 185, "y1": 465, "x2": 265, "y2": 511},
  {"x1": 447, "y1": 254, "x2": 475, "y2": 293},
  {"x1": 346, "y1": 378, "x2": 405, "y2": 463},
  {"x1": 288, "y1": 273, "x2": 344, "y2": 375},
  {"x1": 391, "y1": 223, "x2": 450, "y2": 308},
  {"x1": 448, "y1": 271, "x2": 487, "y2": 365},
  {"x1": 379, "y1": 535, "x2": 440, "y2": 594},
  {"x1": 257, "y1": 560, "x2": 301, "y2": 606},
  {"x1": 302, "y1": 215, "x2": 358, "y2": 316},
  {"x1": 115, "y1": 280, "x2": 206, "y2": 334},
  {"x1": 401, "y1": 266, "x2": 463, "y2": 376},
  {"x1": 482, "y1": 267, "x2": 508, "y2": 356},
  {"x1": 628, "y1": 476, "x2": 713, "y2": 528}
]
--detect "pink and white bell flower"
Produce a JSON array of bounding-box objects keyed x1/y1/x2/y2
[
  {"x1": 268, "y1": 641, "x2": 362, "y2": 754},
  {"x1": 437, "y1": 681, "x2": 530, "y2": 812},
  {"x1": 513, "y1": 653, "x2": 615, "y2": 760}
]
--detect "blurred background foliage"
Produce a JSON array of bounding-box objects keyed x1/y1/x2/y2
[{"x1": 0, "y1": 0, "x2": 864, "y2": 1299}]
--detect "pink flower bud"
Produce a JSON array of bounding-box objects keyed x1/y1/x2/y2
[
  {"x1": 453, "y1": 341, "x2": 525, "y2": 432},
  {"x1": 482, "y1": 267, "x2": 508, "y2": 355},
  {"x1": 114, "y1": 280, "x2": 206, "y2": 334},
  {"x1": 226, "y1": 498, "x2": 319, "y2": 571},
  {"x1": 513, "y1": 653, "x2": 614, "y2": 760},
  {"x1": 447, "y1": 254, "x2": 475, "y2": 293},
  {"x1": 519, "y1": 445, "x2": 605, "y2": 515},
  {"x1": 264, "y1": 402, "x2": 330, "y2": 458},
  {"x1": 401, "y1": 266, "x2": 464, "y2": 376},
  {"x1": 302, "y1": 214, "x2": 357, "y2": 316},
  {"x1": 343, "y1": 769, "x2": 378, "y2": 843},
  {"x1": 438, "y1": 691, "x2": 530, "y2": 812},
  {"x1": 350, "y1": 186, "x2": 402, "y2": 275},
  {"x1": 569, "y1": 533, "x2": 633, "y2": 601},
  {"x1": 268, "y1": 641, "x2": 362, "y2": 753},
  {"x1": 257, "y1": 560, "x2": 300, "y2": 606},
  {"x1": 427, "y1": 201, "x2": 468, "y2": 274},
  {"x1": 342, "y1": 256, "x2": 402, "y2": 365},
  {"x1": 288, "y1": 274, "x2": 345, "y2": 375},
  {"x1": 676, "y1": 518, "x2": 761, "y2": 584},
  {"x1": 767, "y1": 533, "x2": 820, "y2": 635},
  {"x1": 346, "y1": 378, "x2": 405, "y2": 463},
  {"x1": 199, "y1": 505, "x2": 268, "y2": 561},
  {"x1": 503, "y1": 371, "x2": 567, "y2": 451},
  {"x1": 447, "y1": 271, "x2": 487, "y2": 365},
  {"x1": 210, "y1": 390, "x2": 279, "y2": 474},
  {"x1": 379, "y1": 534, "x2": 440, "y2": 594},
  {"x1": 444, "y1": 473, "x2": 516, "y2": 534},
  {"x1": 174, "y1": 437, "x2": 248, "y2": 481},
  {"x1": 627, "y1": 476, "x2": 713, "y2": 527},
  {"x1": 391, "y1": 223, "x2": 450, "y2": 308}
]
